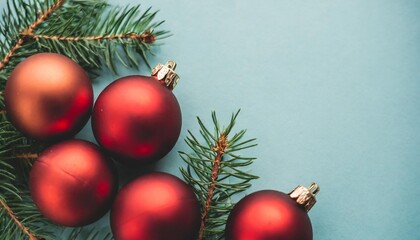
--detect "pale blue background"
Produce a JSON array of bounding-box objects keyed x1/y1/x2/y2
[
  {"x1": 3, "y1": 0, "x2": 420, "y2": 239},
  {"x1": 103, "y1": 1, "x2": 420, "y2": 239}
]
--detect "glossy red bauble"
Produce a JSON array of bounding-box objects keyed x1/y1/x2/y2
[
  {"x1": 92, "y1": 75, "x2": 181, "y2": 165},
  {"x1": 30, "y1": 140, "x2": 118, "y2": 227},
  {"x1": 5, "y1": 53, "x2": 93, "y2": 141},
  {"x1": 110, "y1": 172, "x2": 201, "y2": 240},
  {"x1": 225, "y1": 190, "x2": 313, "y2": 240}
]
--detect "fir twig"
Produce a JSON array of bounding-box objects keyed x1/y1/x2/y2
[
  {"x1": 15, "y1": 153, "x2": 39, "y2": 161},
  {"x1": 0, "y1": 37, "x2": 24, "y2": 72},
  {"x1": 200, "y1": 133, "x2": 228, "y2": 240},
  {"x1": 0, "y1": 198, "x2": 37, "y2": 240},
  {"x1": 0, "y1": 192, "x2": 55, "y2": 240},
  {"x1": 0, "y1": 0, "x2": 65, "y2": 71},
  {"x1": 180, "y1": 110, "x2": 258, "y2": 240},
  {"x1": 0, "y1": 157, "x2": 54, "y2": 239},
  {"x1": 31, "y1": 2, "x2": 169, "y2": 71},
  {"x1": 22, "y1": 31, "x2": 156, "y2": 44}
]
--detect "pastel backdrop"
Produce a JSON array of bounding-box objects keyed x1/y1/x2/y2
[{"x1": 2, "y1": 1, "x2": 420, "y2": 239}]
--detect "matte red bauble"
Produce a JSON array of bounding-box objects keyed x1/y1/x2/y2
[
  {"x1": 4, "y1": 53, "x2": 93, "y2": 141},
  {"x1": 110, "y1": 172, "x2": 201, "y2": 240},
  {"x1": 92, "y1": 61, "x2": 181, "y2": 165},
  {"x1": 225, "y1": 183, "x2": 320, "y2": 240},
  {"x1": 30, "y1": 139, "x2": 118, "y2": 227}
]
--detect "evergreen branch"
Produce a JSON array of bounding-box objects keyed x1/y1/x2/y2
[
  {"x1": 0, "y1": 38, "x2": 24, "y2": 72},
  {"x1": 0, "y1": 157, "x2": 51, "y2": 240},
  {"x1": 32, "y1": 2, "x2": 169, "y2": 71},
  {"x1": 22, "y1": 31, "x2": 156, "y2": 44},
  {"x1": 26, "y1": 0, "x2": 65, "y2": 35},
  {"x1": 200, "y1": 133, "x2": 228, "y2": 240},
  {"x1": 0, "y1": 0, "x2": 167, "y2": 78},
  {"x1": 0, "y1": 0, "x2": 65, "y2": 72},
  {"x1": 180, "y1": 110, "x2": 258, "y2": 240},
  {"x1": 14, "y1": 153, "x2": 39, "y2": 161},
  {"x1": 0, "y1": 192, "x2": 55, "y2": 240},
  {"x1": 0, "y1": 198, "x2": 37, "y2": 240}
]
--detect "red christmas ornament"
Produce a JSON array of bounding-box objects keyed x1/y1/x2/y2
[
  {"x1": 92, "y1": 61, "x2": 181, "y2": 165},
  {"x1": 30, "y1": 139, "x2": 118, "y2": 227},
  {"x1": 110, "y1": 172, "x2": 201, "y2": 240},
  {"x1": 225, "y1": 183, "x2": 320, "y2": 240},
  {"x1": 4, "y1": 53, "x2": 93, "y2": 141}
]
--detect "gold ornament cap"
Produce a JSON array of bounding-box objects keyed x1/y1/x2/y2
[
  {"x1": 289, "y1": 182, "x2": 320, "y2": 212},
  {"x1": 151, "y1": 60, "x2": 179, "y2": 90}
]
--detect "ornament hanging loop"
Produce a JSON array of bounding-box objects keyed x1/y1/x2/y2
[
  {"x1": 308, "y1": 182, "x2": 320, "y2": 195},
  {"x1": 152, "y1": 60, "x2": 180, "y2": 90},
  {"x1": 289, "y1": 182, "x2": 320, "y2": 212}
]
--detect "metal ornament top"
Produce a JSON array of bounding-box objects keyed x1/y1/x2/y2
[
  {"x1": 289, "y1": 182, "x2": 320, "y2": 212},
  {"x1": 151, "y1": 60, "x2": 180, "y2": 90}
]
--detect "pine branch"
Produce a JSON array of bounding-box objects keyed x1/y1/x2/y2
[
  {"x1": 22, "y1": 31, "x2": 156, "y2": 44},
  {"x1": 0, "y1": 198, "x2": 37, "y2": 240},
  {"x1": 30, "y1": 2, "x2": 169, "y2": 71},
  {"x1": 0, "y1": 0, "x2": 65, "y2": 71},
  {"x1": 0, "y1": 157, "x2": 54, "y2": 240},
  {"x1": 0, "y1": 0, "x2": 168, "y2": 81},
  {"x1": 14, "y1": 153, "x2": 39, "y2": 161},
  {"x1": 0, "y1": 192, "x2": 56, "y2": 240},
  {"x1": 180, "y1": 110, "x2": 258, "y2": 240},
  {"x1": 200, "y1": 133, "x2": 228, "y2": 240}
]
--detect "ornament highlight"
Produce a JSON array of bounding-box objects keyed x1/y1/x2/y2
[
  {"x1": 30, "y1": 139, "x2": 118, "y2": 227},
  {"x1": 110, "y1": 172, "x2": 201, "y2": 240},
  {"x1": 225, "y1": 183, "x2": 320, "y2": 240},
  {"x1": 4, "y1": 53, "x2": 93, "y2": 141},
  {"x1": 92, "y1": 61, "x2": 181, "y2": 165}
]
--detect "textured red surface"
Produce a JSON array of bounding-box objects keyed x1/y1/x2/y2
[
  {"x1": 92, "y1": 75, "x2": 181, "y2": 165},
  {"x1": 226, "y1": 190, "x2": 313, "y2": 240},
  {"x1": 5, "y1": 53, "x2": 93, "y2": 141},
  {"x1": 110, "y1": 172, "x2": 200, "y2": 240},
  {"x1": 30, "y1": 140, "x2": 118, "y2": 227}
]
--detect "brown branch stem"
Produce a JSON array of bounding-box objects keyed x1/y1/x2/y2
[
  {"x1": 15, "y1": 153, "x2": 39, "y2": 161},
  {"x1": 0, "y1": 198, "x2": 38, "y2": 240},
  {"x1": 0, "y1": 0, "x2": 66, "y2": 72},
  {"x1": 198, "y1": 134, "x2": 229, "y2": 240},
  {"x1": 22, "y1": 31, "x2": 156, "y2": 44}
]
